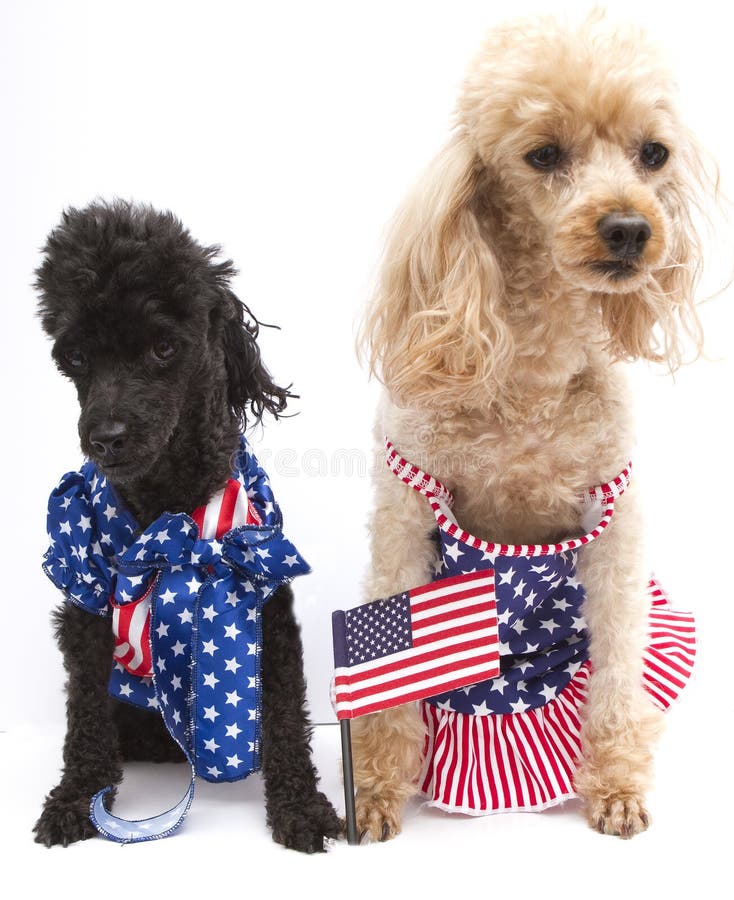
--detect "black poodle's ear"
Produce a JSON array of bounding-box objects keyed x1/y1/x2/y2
[{"x1": 217, "y1": 289, "x2": 292, "y2": 427}]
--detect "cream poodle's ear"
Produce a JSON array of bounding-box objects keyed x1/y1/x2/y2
[{"x1": 360, "y1": 134, "x2": 511, "y2": 408}]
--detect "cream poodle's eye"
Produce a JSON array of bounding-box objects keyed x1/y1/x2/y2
[
  {"x1": 525, "y1": 144, "x2": 563, "y2": 170},
  {"x1": 640, "y1": 141, "x2": 669, "y2": 169}
]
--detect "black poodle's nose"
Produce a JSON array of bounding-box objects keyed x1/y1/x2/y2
[
  {"x1": 89, "y1": 421, "x2": 128, "y2": 461},
  {"x1": 598, "y1": 213, "x2": 652, "y2": 260}
]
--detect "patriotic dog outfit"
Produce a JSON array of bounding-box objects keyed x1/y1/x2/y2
[
  {"x1": 43, "y1": 436, "x2": 309, "y2": 842},
  {"x1": 385, "y1": 440, "x2": 696, "y2": 815}
]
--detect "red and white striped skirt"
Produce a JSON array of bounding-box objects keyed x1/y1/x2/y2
[{"x1": 418, "y1": 579, "x2": 695, "y2": 814}]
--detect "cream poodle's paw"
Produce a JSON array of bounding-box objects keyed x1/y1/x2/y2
[
  {"x1": 355, "y1": 790, "x2": 404, "y2": 842},
  {"x1": 585, "y1": 793, "x2": 651, "y2": 838}
]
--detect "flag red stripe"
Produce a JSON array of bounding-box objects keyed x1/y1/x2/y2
[
  {"x1": 509, "y1": 718, "x2": 539, "y2": 806},
  {"x1": 474, "y1": 717, "x2": 488, "y2": 809},
  {"x1": 413, "y1": 606, "x2": 497, "y2": 632},
  {"x1": 493, "y1": 718, "x2": 513, "y2": 808},
  {"x1": 649, "y1": 621, "x2": 695, "y2": 633},
  {"x1": 410, "y1": 571, "x2": 491, "y2": 596},
  {"x1": 115, "y1": 641, "x2": 135, "y2": 669},
  {"x1": 411, "y1": 587, "x2": 495, "y2": 615},
  {"x1": 413, "y1": 619, "x2": 498, "y2": 646},
  {"x1": 191, "y1": 505, "x2": 205, "y2": 533},
  {"x1": 530, "y1": 709, "x2": 566, "y2": 798},
  {"x1": 643, "y1": 656, "x2": 686, "y2": 691},
  {"x1": 645, "y1": 647, "x2": 693, "y2": 678},
  {"x1": 337, "y1": 670, "x2": 504, "y2": 718},
  {"x1": 334, "y1": 651, "x2": 500, "y2": 703},
  {"x1": 434, "y1": 710, "x2": 454, "y2": 805},
  {"x1": 456, "y1": 715, "x2": 470, "y2": 809}
]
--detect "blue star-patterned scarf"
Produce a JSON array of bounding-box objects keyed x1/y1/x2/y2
[{"x1": 43, "y1": 436, "x2": 309, "y2": 842}]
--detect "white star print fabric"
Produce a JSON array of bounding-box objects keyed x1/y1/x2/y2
[{"x1": 43, "y1": 437, "x2": 309, "y2": 842}]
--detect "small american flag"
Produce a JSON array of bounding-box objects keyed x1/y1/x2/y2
[{"x1": 332, "y1": 570, "x2": 500, "y2": 719}]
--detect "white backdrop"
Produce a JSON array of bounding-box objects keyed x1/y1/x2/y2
[{"x1": 1, "y1": 0, "x2": 732, "y2": 740}]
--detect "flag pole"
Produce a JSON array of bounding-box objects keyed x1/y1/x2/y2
[{"x1": 340, "y1": 719, "x2": 359, "y2": 845}]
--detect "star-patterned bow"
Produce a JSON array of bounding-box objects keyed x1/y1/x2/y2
[{"x1": 116, "y1": 513, "x2": 303, "y2": 584}]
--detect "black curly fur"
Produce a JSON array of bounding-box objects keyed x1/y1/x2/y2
[{"x1": 33, "y1": 199, "x2": 341, "y2": 850}]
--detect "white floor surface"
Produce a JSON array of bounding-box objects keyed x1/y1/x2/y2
[{"x1": 3, "y1": 679, "x2": 730, "y2": 900}]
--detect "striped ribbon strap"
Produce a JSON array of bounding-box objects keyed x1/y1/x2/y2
[{"x1": 385, "y1": 439, "x2": 454, "y2": 506}]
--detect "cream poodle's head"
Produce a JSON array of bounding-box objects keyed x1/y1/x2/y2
[{"x1": 364, "y1": 16, "x2": 710, "y2": 408}]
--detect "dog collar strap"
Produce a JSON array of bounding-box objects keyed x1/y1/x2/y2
[
  {"x1": 385, "y1": 438, "x2": 455, "y2": 506},
  {"x1": 385, "y1": 437, "x2": 632, "y2": 558}
]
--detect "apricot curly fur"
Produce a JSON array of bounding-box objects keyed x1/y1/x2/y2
[{"x1": 354, "y1": 13, "x2": 712, "y2": 840}]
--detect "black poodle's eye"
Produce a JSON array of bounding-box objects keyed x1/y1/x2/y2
[
  {"x1": 62, "y1": 348, "x2": 88, "y2": 371},
  {"x1": 525, "y1": 144, "x2": 563, "y2": 171},
  {"x1": 152, "y1": 339, "x2": 177, "y2": 362},
  {"x1": 640, "y1": 141, "x2": 669, "y2": 170}
]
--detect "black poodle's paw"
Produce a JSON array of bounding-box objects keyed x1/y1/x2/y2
[
  {"x1": 269, "y1": 790, "x2": 343, "y2": 853},
  {"x1": 34, "y1": 792, "x2": 98, "y2": 847}
]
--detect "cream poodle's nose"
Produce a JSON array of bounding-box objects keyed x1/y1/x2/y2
[{"x1": 598, "y1": 213, "x2": 652, "y2": 259}]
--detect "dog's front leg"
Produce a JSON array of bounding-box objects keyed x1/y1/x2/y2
[
  {"x1": 352, "y1": 467, "x2": 439, "y2": 841},
  {"x1": 34, "y1": 603, "x2": 123, "y2": 846},
  {"x1": 260, "y1": 585, "x2": 342, "y2": 852},
  {"x1": 574, "y1": 483, "x2": 664, "y2": 837}
]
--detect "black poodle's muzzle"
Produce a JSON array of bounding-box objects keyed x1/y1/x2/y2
[
  {"x1": 80, "y1": 413, "x2": 140, "y2": 480},
  {"x1": 78, "y1": 375, "x2": 178, "y2": 482}
]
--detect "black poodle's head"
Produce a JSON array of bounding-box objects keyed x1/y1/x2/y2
[{"x1": 36, "y1": 199, "x2": 289, "y2": 485}]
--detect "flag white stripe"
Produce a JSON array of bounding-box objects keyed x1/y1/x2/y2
[
  {"x1": 507, "y1": 717, "x2": 540, "y2": 806},
  {"x1": 126, "y1": 596, "x2": 151, "y2": 672},
  {"x1": 495, "y1": 715, "x2": 519, "y2": 809},
  {"x1": 112, "y1": 605, "x2": 121, "y2": 647},
  {"x1": 412, "y1": 610, "x2": 498, "y2": 640},
  {"x1": 645, "y1": 645, "x2": 688, "y2": 669},
  {"x1": 410, "y1": 576, "x2": 494, "y2": 605},
  {"x1": 473, "y1": 714, "x2": 486, "y2": 809},
  {"x1": 232, "y1": 484, "x2": 252, "y2": 527},
  {"x1": 510, "y1": 718, "x2": 536, "y2": 807},
  {"x1": 449, "y1": 713, "x2": 464, "y2": 809},
  {"x1": 113, "y1": 640, "x2": 131, "y2": 660},
  {"x1": 544, "y1": 686, "x2": 581, "y2": 776},
  {"x1": 520, "y1": 713, "x2": 560, "y2": 802},
  {"x1": 411, "y1": 595, "x2": 494, "y2": 625},
  {"x1": 201, "y1": 488, "x2": 225, "y2": 539},
  {"x1": 439, "y1": 713, "x2": 456, "y2": 809}
]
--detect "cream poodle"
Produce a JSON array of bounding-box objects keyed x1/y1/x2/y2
[{"x1": 353, "y1": 14, "x2": 706, "y2": 840}]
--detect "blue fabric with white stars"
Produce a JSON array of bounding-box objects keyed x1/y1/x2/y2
[
  {"x1": 427, "y1": 532, "x2": 589, "y2": 716},
  {"x1": 43, "y1": 437, "x2": 310, "y2": 786}
]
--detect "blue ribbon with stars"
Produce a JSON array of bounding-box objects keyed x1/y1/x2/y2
[{"x1": 43, "y1": 438, "x2": 309, "y2": 843}]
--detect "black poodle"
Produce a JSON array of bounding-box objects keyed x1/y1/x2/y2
[{"x1": 33, "y1": 199, "x2": 341, "y2": 851}]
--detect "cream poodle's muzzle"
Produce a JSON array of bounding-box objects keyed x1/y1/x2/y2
[{"x1": 551, "y1": 156, "x2": 670, "y2": 295}]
